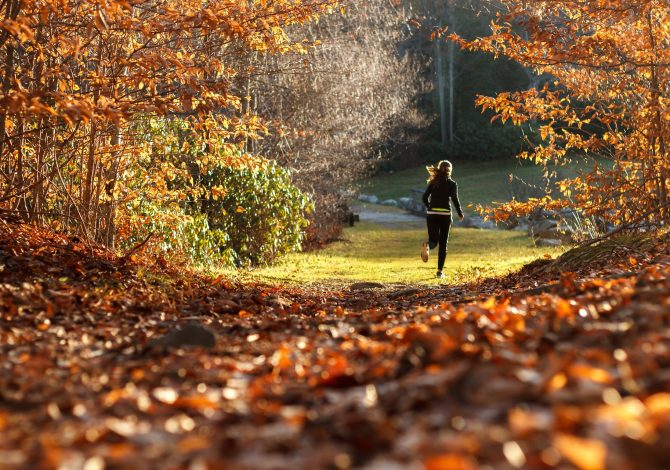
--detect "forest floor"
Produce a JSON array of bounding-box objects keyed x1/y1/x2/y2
[{"x1": 2, "y1": 217, "x2": 670, "y2": 470}]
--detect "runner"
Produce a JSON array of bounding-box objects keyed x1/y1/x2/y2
[{"x1": 421, "y1": 160, "x2": 464, "y2": 279}]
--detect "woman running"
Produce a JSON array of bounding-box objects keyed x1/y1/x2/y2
[{"x1": 421, "y1": 160, "x2": 464, "y2": 279}]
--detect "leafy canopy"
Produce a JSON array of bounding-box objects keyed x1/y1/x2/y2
[{"x1": 452, "y1": 1, "x2": 670, "y2": 228}]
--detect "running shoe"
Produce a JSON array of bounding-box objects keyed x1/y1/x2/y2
[
  {"x1": 436, "y1": 271, "x2": 445, "y2": 279},
  {"x1": 421, "y1": 242, "x2": 429, "y2": 263}
]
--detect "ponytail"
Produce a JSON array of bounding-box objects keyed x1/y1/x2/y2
[{"x1": 426, "y1": 160, "x2": 453, "y2": 184}]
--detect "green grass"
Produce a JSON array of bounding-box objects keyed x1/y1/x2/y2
[
  {"x1": 363, "y1": 158, "x2": 601, "y2": 209},
  {"x1": 223, "y1": 159, "x2": 596, "y2": 287},
  {"x1": 230, "y1": 216, "x2": 564, "y2": 286}
]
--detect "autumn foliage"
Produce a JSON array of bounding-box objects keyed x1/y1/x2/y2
[
  {"x1": 452, "y1": 1, "x2": 670, "y2": 230},
  {"x1": 0, "y1": 0, "x2": 338, "y2": 252},
  {"x1": 9, "y1": 2, "x2": 670, "y2": 468}
]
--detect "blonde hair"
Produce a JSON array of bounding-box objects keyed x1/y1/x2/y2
[{"x1": 426, "y1": 160, "x2": 453, "y2": 183}]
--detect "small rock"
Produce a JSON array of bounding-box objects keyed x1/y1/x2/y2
[
  {"x1": 534, "y1": 227, "x2": 576, "y2": 243},
  {"x1": 396, "y1": 198, "x2": 426, "y2": 215},
  {"x1": 504, "y1": 218, "x2": 519, "y2": 230},
  {"x1": 350, "y1": 282, "x2": 385, "y2": 291},
  {"x1": 459, "y1": 215, "x2": 497, "y2": 230},
  {"x1": 381, "y1": 199, "x2": 398, "y2": 207},
  {"x1": 536, "y1": 238, "x2": 562, "y2": 247},
  {"x1": 388, "y1": 288, "x2": 421, "y2": 299},
  {"x1": 528, "y1": 219, "x2": 558, "y2": 235},
  {"x1": 147, "y1": 322, "x2": 216, "y2": 350},
  {"x1": 358, "y1": 194, "x2": 379, "y2": 204}
]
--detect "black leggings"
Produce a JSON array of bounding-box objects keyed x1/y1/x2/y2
[{"x1": 427, "y1": 214, "x2": 452, "y2": 271}]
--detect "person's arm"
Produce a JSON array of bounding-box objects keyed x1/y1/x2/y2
[
  {"x1": 422, "y1": 184, "x2": 432, "y2": 209},
  {"x1": 451, "y1": 182, "x2": 464, "y2": 219}
]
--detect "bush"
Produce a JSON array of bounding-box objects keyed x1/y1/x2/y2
[
  {"x1": 120, "y1": 160, "x2": 310, "y2": 268},
  {"x1": 202, "y1": 160, "x2": 312, "y2": 267},
  {"x1": 118, "y1": 197, "x2": 231, "y2": 267},
  {"x1": 117, "y1": 118, "x2": 311, "y2": 268},
  {"x1": 302, "y1": 192, "x2": 349, "y2": 249}
]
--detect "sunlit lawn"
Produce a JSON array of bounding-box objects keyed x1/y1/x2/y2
[
  {"x1": 226, "y1": 159, "x2": 590, "y2": 286},
  {"x1": 233, "y1": 218, "x2": 564, "y2": 286}
]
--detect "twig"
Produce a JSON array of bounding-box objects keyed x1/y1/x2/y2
[
  {"x1": 579, "y1": 200, "x2": 670, "y2": 248},
  {"x1": 122, "y1": 232, "x2": 154, "y2": 261}
]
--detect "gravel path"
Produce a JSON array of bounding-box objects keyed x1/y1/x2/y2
[{"x1": 350, "y1": 204, "x2": 424, "y2": 227}]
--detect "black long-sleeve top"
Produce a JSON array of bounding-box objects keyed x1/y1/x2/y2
[{"x1": 422, "y1": 177, "x2": 463, "y2": 217}]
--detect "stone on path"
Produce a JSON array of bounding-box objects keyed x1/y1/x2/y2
[
  {"x1": 350, "y1": 282, "x2": 385, "y2": 291},
  {"x1": 147, "y1": 322, "x2": 217, "y2": 350},
  {"x1": 536, "y1": 238, "x2": 562, "y2": 247},
  {"x1": 358, "y1": 194, "x2": 379, "y2": 204}
]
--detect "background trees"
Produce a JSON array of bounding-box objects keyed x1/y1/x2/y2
[
  {"x1": 249, "y1": 1, "x2": 430, "y2": 243},
  {"x1": 453, "y1": 0, "x2": 670, "y2": 228},
  {"x1": 385, "y1": 0, "x2": 534, "y2": 168},
  {"x1": 7, "y1": 0, "x2": 665, "y2": 263}
]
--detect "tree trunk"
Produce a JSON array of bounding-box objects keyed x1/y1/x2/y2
[
  {"x1": 448, "y1": 37, "x2": 455, "y2": 144},
  {"x1": 82, "y1": 41, "x2": 103, "y2": 237},
  {"x1": 103, "y1": 125, "x2": 121, "y2": 248},
  {"x1": 82, "y1": 123, "x2": 97, "y2": 235},
  {"x1": 0, "y1": 42, "x2": 14, "y2": 177},
  {"x1": 434, "y1": 39, "x2": 447, "y2": 146}
]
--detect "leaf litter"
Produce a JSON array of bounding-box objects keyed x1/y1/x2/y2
[{"x1": 2, "y1": 218, "x2": 670, "y2": 469}]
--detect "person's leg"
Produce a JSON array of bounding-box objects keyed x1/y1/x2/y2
[
  {"x1": 426, "y1": 214, "x2": 440, "y2": 250},
  {"x1": 437, "y1": 216, "x2": 452, "y2": 272}
]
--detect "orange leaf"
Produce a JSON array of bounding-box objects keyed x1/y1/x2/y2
[
  {"x1": 548, "y1": 372, "x2": 568, "y2": 392},
  {"x1": 271, "y1": 345, "x2": 292, "y2": 373},
  {"x1": 645, "y1": 393, "x2": 670, "y2": 416},
  {"x1": 556, "y1": 299, "x2": 573, "y2": 318},
  {"x1": 554, "y1": 434, "x2": 606, "y2": 470},
  {"x1": 174, "y1": 395, "x2": 219, "y2": 410},
  {"x1": 424, "y1": 454, "x2": 477, "y2": 470},
  {"x1": 568, "y1": 364, "x2": 613, "y2": 384},
  {"x1": 178, "y1": 435, "x2": 211, "y2": 453}
]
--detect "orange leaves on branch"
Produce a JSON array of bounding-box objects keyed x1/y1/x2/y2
[
  {"x1": 455, "y1": 1, "x2": 670, "y2": 227},
  {"x1": 0, "y1": 0, "x2": 339, "y2": 244}
]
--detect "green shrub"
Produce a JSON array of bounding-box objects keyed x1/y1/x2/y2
[
  {"x1": 119, "y1": 199, "x2": 232, "y2": 268},
  {"x1": 120, "y1": 117, "x2": 311, "y2": 268},
  {"x1": 201, "y1": 160, "x2": 312, "y2": 267}
]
